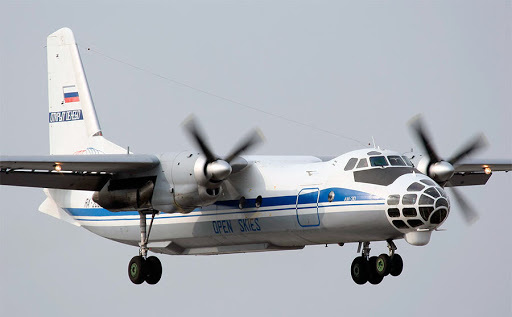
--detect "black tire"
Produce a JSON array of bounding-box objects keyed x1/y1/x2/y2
[
  {"x1": 145, "y1": 256, "x2": 162, "y2": 285},
  {"x1": 128, "y1": 256, "x2": 146, "y2": 284},
  {"x1": 368, "y1": 256, "x2": 384, "y2": 285},
  {"x1": 377, "y1": 254, "x2": 391, "y2": 276},
  {"x1": 390, "y1": 253, "x2": 403, "y2": 277},
  {"x1": 351, "y1": 256, "x2": 369, "y2": 285}
]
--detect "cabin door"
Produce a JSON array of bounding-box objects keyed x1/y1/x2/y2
[{"x1": 296, "y1": 188, "x2": 320, "y2": 227}]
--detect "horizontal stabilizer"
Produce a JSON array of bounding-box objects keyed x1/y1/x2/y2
[{"x1": 39, "y1": 191, "x2": 81, "y2": 226}]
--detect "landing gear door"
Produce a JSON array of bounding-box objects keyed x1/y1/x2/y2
[{"x1": 296, "y1": 188, "x2": 320, "y2": 227}]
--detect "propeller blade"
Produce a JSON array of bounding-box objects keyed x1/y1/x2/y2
[
  {"x1": 224, "y1": 128, "x2": 265, "y2": 163},
  {"x1": 448, "y1": 134, "x2": 487, "y2": 165},
  {"x1": 182, "y1": 116, "x2": 217, "y2": 163},
  {"x1": 409, "y1": 115, "x2": 441, "y2": 163},
  {"x1": 448, "y1": 184, "x2": 479, "y2": 225}
]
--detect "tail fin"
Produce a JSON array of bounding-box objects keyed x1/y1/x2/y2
[{"x1": 47, "y1": 27, "x2": 125, "y2": 155}]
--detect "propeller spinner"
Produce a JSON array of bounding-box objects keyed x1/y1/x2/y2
[{"x1": 409, "y1": 115, "x2": 486, "y2": 224}]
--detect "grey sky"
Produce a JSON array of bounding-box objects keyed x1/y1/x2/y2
[{"x1": 1, "y1": 1, "x2": 511, "y2": 316}]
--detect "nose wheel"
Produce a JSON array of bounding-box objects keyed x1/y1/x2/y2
[
  {"x1": 128, "y1": 210, "x2": 162, "y2": 285},
  {"x1": 350, "y1": 241, "x2": 403, "y2": 285}
]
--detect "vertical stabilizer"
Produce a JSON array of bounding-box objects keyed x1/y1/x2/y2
[{"x1": 47, "y1": 27, "x2": 125, "y2": 155}]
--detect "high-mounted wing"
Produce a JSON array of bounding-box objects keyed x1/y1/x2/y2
[
  {"x1": 447, "y1": 159, "x2": 512, "y2": 187},
  {"x1": 0, "y1": 154, "x2": 160, "y2": 191}
]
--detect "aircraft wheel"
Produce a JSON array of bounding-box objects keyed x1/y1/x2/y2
[
  {"x1": 145, "y1": 256, "x2": 162, "y2": 285},
  {"x1": 377, "y1": 254, "x2": 391, "y2": 276},
  {"x1": 368, "y1": 256, "x2": 384, "y2": 285},
  {"x1": 351, "y1": 256, "x2": 369, "y2": 285},
  {"x1": 390, "y1": 253, "x2": 403, "y2": 277},
  {"x1": 128, "y1": 256, "x2": 146, "y2": 284}
]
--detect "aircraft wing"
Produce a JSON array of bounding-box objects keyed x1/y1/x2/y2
[
  {"x1": 447, "y1": 158, "x2": 512, "y2": 187},
  {"x1": 0, "y1": 154, "x2": 160, "y2": 191},
  {"x1": 453, "y1": 158, "x2": 512, "y2": 173}
]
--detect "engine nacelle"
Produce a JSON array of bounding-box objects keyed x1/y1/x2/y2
[
  {"x1": 93, "y1": 178, "x2": 155, "y2": 212},
  {"x1": 169, "y1": 151, "x2": 223, "y2": 213},
  {"x1": 416, "y1": 157, "x2": 430, "y2": 175}
]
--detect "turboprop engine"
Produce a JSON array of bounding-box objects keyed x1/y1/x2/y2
[
  {"x1": 170, "y1": 116, "x2": 263, "y2": 213},
  {"x1": 410, "y1": 115, "x2": 486, "y2": 224},
  {"x1": 92, "y1": 177, "x2": 156, "y2": 212}
]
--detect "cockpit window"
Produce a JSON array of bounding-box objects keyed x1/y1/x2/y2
[
  {"x1": 356, "y1": 158, "x2": 368, "y2": 168},
  {"x1": 369, "y1": 156, "x2": 388, "y2": 167},
  {"x1": 402, "y1": 156, "x2": 414, "y2": 167},
  {"x1": 420, "y1": 179, "x2": 437, "y2": 186},
  {"x1": 402, "y1": 194, "x2": 417, "y2": 205},
  {"x1": 407, "y1": 182, "x2": 425, "y2": 192},
  {"x1": 387, "y1": 156, "x2": 406, "y2": 166},
  {"x1": 344, "y1": 158, "x2": 358, "y2": 171}
]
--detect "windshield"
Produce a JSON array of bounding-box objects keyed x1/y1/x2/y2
[
  {"x1": 387, "y1": 156, "x2": 406, "y2": 166},
  {"x1": 370, "y1": 156, "x2": 388, "y2": 167},
  {"x1": 402, "y1": 156, "x2": 414, "y2": 167}
]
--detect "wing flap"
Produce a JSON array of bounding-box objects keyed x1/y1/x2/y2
[
  {"x1": 0, "y1": 154, "x2": 160, "y2": 173},
  {"x1": 446, "y1": 158, "x2": 511, "y2": 187},
  {"x1": 1, "y1": 170, "x2": 110, "y2": 190},
  {"x1": 446, "y1": 173, "x2": 492, "y2": 187},
  {"x1": 0, "y1": 154, "x2": 160, "y2": 190}
]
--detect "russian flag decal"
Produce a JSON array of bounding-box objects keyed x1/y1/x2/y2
[{"x1": 63, "y1": 85, "x2": 80, "y2": 103}]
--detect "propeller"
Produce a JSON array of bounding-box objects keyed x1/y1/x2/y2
[
  {"x1": 409, "y1": 115, "x2": 487, "y2": 225},
  {"x1": 183, "y1": 115, "x2": 264, "y2": 182},
  {"x1": 447, "y1": 185, "x2": 480, "y2": 225}
]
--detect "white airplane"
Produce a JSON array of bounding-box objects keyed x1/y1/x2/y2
[{"x1": 1, "y1": 28, "x2": 511, "y2": 285}]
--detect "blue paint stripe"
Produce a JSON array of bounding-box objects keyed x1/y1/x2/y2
[
  {"x1": 66, "y1": 187, "x2": 384, "y2": 222},
  {"x1": 215, "y1": 187, "x2": 382, "y2": 208},
  {"x1": 64, "y1": 92, "x2": 79, "y2": 98},
  {"x1": 70, "y1": 202, "x2": 385, "y2": 222}
]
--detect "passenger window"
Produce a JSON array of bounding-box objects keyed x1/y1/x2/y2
[
  {"x1": 402, "y1": 156, "x2": 414, "y2": 167},
  {"x1": 344, "y1": 158, "x2": 358, "y2": 171},
  {"x1": 356, "y1": 158, "x2": 368, "y2": 168},
  {"x1": 387, "y1": 156, "x2": 406, "y2": 166},
  {"x1": 369, "y1": 156, "x2": 389, "y2": 167}
]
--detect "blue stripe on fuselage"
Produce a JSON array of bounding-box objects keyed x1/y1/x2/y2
[{"x1": 65, "y1": 187, "x2": 384, "y2": 219}]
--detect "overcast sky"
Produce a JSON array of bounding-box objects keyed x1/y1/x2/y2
[{"x1": 1, "y1": 1, "x2": 511, "y2": 316}]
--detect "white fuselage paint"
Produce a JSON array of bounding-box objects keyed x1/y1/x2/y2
[{"x1": 46, "y1": 149, "x2": 447, "y2": 255}]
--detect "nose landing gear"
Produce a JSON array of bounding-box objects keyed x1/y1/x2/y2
[
  {"x1": 128, "y1": 210, "x2": 162, "y2": 285},
  {"x1": 350, "y1": 240, "x2": 403, "y2": 285}
]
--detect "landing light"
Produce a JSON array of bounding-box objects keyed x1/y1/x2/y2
[
  {"x1": 54, "y1": 163, "x2": 62, "y2": 172},
  {"x1": 483, "y1": 166, "x2": 492, "y2": 175}
]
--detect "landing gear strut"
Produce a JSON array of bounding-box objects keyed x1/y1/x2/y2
[
  {"x1": 128, "y1": 210, "x2": 162, "y2": 285},
  {"x1": 350, "y1": 240, "x2": 403, "y2": 285}
]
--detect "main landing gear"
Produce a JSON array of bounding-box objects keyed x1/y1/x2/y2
[
  {"x1": 128, "y1": 210, "x2": 163, "y2": 285},
  {"x1": 350, "y1": 240, "x2": 403, "y2": 285}
]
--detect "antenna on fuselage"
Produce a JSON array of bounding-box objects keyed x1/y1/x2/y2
[{"x1": 371, "y1": 136, "x2": 377, "y2": 149}]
